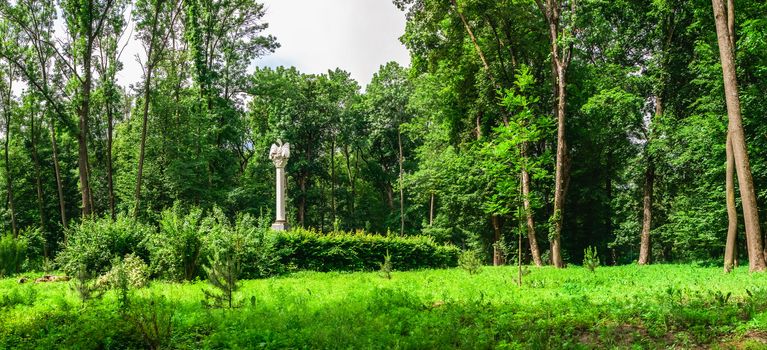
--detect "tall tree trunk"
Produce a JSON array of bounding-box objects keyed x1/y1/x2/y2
[
  {"x1": 550, "y1": 63, "x2": 568, "y2": 268},
  {"x1": 723, "y1": 0, "x2": 737, "y2": 272},
  {"x1": 106, "y1": 94, "x2": 115, "y2": 220},
  {"x1": 638, "y1": 163, "x2": 654, "y2": 265},
  {"x1": 724, "y1": 134, "x2": 737, "y2": 272},
  {"x1": 50, "y1": 115, "x2": 67, "y2": 229},
  {"x1": 78, "y1": 40, "x2": 94, "y2": 217},
  {"x1": 521, "y1": 144, "x2": 543, "y2": 266},
  {"x1": 331, "y1": 136, "x2": 336, "y2": 225},
  {"x1": 30, "y1": 110, "x2": 47, "y2": 231},
  {"x1": 429, "y1": 192, "x2": 435, "y2": 226},
  {"x1": 134, "y1": 0, "x2": 162, "y2": 218},
  {"x1": 3, "y1": 69, "x2": 17, "y2": 237},
  {"x1": 712, "y1": 0, "x2": 766, "y2": 272},
  {"x1": 639, "y1": 98, "x2": 662, "y2": 265},
  {"x1": 398, "y1": 128, "x2": 405, "y2": 236}
]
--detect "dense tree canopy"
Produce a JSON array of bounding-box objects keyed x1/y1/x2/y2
[{"x1": 0, "y1": 0, "x2": 766, "y2": 269}]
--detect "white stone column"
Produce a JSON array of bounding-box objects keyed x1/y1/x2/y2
[{"x1": 270, "y1": 140, "x2": 290, "y2": 230}]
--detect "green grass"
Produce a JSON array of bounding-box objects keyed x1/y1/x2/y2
[{"x1": 3, "y1": 265, "x2": 767, "y2": 349}]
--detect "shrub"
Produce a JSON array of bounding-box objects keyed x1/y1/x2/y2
[
  {"x1": 56, "y1": 215, "x2": 153, "y2": 276},
  {"x1": 145, "y1": 205, "x2": 206, "y2": 281},
  {"x1": 583, "y1": 246, "x2": 600, "y2": 272},
  {"x1": 202, "y1": 252, "x2": 241, "y2": 309},
  {"x1": 0, "y1": 234, "x2": 27, "y2": 277},
  {"x1": 272, "y1": 228, "x2": 459, "y2": 272},
  {"x1": 458, "y1": 249, "x2": 482, "y2": 275},
  {"x1": 379, "y1": 250, "x2": 393, "y2": 279},
  {"x1": 203, "y1": 209, "x2": 281, "y2": 279},
  {"x1": 97, "y1": 254, "x2": 150, "y2": 289}
]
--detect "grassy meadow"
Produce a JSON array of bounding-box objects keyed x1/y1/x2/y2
[{"x1": 2, "y1": 264, "x2": 767, "y2": 349}]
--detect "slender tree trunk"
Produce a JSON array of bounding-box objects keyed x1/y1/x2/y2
[
  {"x1": 521, "y1": 155, "x2": 543, "y2": 266},
  {"x1": 331, "y1": 136, "x2": 336, "y2": 224},
  {"x1": 724, "y1": 134, "x2": 738, "y2": 272},
  {"x1": 3, "y1": 69, "x2": 17, "y2": 237},
  {"x1": 492, "y1": 215, "x2": 505, "y2": 266},
  {"x1": 723, "y1": 0, "x2": 737, "y2": 273},
  {"x1": 550, "y1": 64, "x2": 568, "y2": 268},
  {"x1": 712, "y1": 0, "x2": 766, "y2": 272},
  {"x1": 50, "y1": 115, "x2": 67, "y2": 228},
  {"x1": 398, "y1": 128, "x2": 405, "y2": 236},
  {"x1": 298, "y1": 174, "x2": 306, "y2": 227},
  {"x1": 429, "y1": 192, "x2": 435, "y2": 226},
  {"x1": 638, "y1": 163, "x2": 654, "y2": 265},
  {"x1": 134, "y1": 1, "x2": 162, "y2": 218},
  {"x1": 106, "y1": 94, "x2": 115, "y2": 220},
  {"x1": 78, "y1": 41, "x2": 94, "y2": 217},
  {"x1": 30, "y1": 111, "x2": 47, "y2": 231}
]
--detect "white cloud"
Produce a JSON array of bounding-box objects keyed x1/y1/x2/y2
[{"x1": 257, "y1": 0, "x2": 410, "y2": 88}]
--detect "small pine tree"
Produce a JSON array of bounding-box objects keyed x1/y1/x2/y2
[
  {"x1": 379, "y1": 250, "x2": 393, "y2": 279},
  {"x1": 459, "y1": 249, "x2": 482, "y2": 275},
  {"x1": 202, "y1": 253, "x2": 241, "y2": 309},
  {"x1": 583, "y1": 246, "x2": 600, "y2": 273},
  {"x1": 70, "y1": 264, "x2": 104, "y2": 307}
]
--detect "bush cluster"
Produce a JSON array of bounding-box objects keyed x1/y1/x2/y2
[
  {"x1": 51, "y1": 207, "x2": 459, "y2": 280},
  {"x1": 273, "y1": 228, "x2": 459, "y2": 272}
]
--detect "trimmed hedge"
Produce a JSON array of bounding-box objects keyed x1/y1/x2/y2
[{"x1": 272, "y1": 228, "x2": 459, "y2": 272}]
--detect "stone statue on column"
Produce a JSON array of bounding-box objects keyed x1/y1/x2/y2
[{"x1": 269, "y1": 140, "x2": 290, "y2": 230}]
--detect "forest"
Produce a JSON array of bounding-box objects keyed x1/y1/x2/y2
[{"x1": 2, "y1": 0, "x2": 767, "y2": 348}]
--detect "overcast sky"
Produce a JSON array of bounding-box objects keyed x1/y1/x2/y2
[{"x1": 114, "y1": 0, "x2": 411, "y2": 90}]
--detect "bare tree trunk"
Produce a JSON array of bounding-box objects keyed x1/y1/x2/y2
[
  {"x1": 30, "y1": 110, "x2": 47, "y2": 231},
  {"x1": 429, "y1": 192, "x2": 435, "y2": 226},
  {"x1": 492, "y1": 215, "x2": 505, "y2": 266},
  {"x1": 3, "y1": 68, "x2": 17, "y2": 237},
  {"x1": 134, "y1": 0, "x2": 163, "y2": 218},
  {"x1": 78, "y1": 40, "x2": 94, "y2": 218},
  {"x1": 106, "y1": 95, "x2": 115, "y2": 220},
  {"x1": 331, "y1": 136, "x2": 336, "y2": 224},
  {"x1": 724, "y1": 134, "x2": 737, "y2": 272},
  {"x1": 50, "y1": 116, "x2": 67, "y2": 228},
  {"x1": 712, "y1": 0, "x2": 766, "y2": 272},
  {"x1": 638, "y1": 163, "x2": 654, "y2": 265},
  {"x1": 521, "y1": 144, "x2": 543, "y2": 267},
  {"x1": 723, "y1": 0, "x2": 737, "y2": 273},
  {"x1": 550, "y1": 64, "x2": 568, "y2": 268},
  {"x1": 398, "y1": 128, "x2": 405, "y2": 236}
]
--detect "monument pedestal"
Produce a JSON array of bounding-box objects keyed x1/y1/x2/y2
[{"x1": 271, "y1": 220, "x2": 290, "y2": 231}]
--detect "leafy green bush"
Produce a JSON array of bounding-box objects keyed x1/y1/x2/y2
[
  {"x1": 97, "y1": 254, "x2": 150, "y2": 289},
  {"x1": 272, "y1": 228, "x2": 459, "y2": 272},
  {"x1": 202, "y1": 208, "x2": 281, "y2": 279},
  {"x1": 583, "y1": 246, "x2": 600, "y2": 272},
  {"x1": 145, "y1": 205, "x2": 206, "y2": 281},
  {"x1": 56, "y1": 215, "x2": 153, "y2": 276},
  {"x1": 0, "y1": 234, "x2": 28, "y2": 277}
]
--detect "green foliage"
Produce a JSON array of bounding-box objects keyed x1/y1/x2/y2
[
  {"x1": 0, "y1": 234, "x2": 27, "y2": 277},
  {"x1": 583, "y1": 246, "x2": 600, "y2": 272},
  {"x1": 70, "y1": 265, "x2": 105, "y2": 307},
  {"x1": 145, "y1": 205, "x2": 205, "y2": 281},
  {"x1": 2, "y1": 265, "x2": 765, "y2": 348},
  {"x1": 202, "y1": 252, "x2": 241, "y2": 309},
  {"x1": 97, "y1": 254, "x2": 150, "y2": 290},
  {"x1": 273, "y1": 228, "x2": 459, "y2": 272},
  {"x1": 56, "y1": 215, "x2": 153, "y2": 276},
  {"x1": 458, "y1": 249, "x2": 483, "y2": 275},
  {"x1": 379, "y1": 250, "x2": 393, "y2": 279}
]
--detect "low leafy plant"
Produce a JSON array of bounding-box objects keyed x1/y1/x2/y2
[
  {"x1": 56, "y1": 215, "x2": 153, "y2": 276},
  {"x1": 0, "y1": 234, "x2": 27, "y2": 277},
  {"x1": 70, "y1": 264, "x2": 105, "y2": 307},
  {"x1": 122, "y1": 294, "x2": 175, "y2": 350},
  {"x1": 583, "y1": 246, "x2": 600, "y2": 272},
  {"x1": 145, "y1": 204, "x2": 206, "y2": 281},
  {"x1": 459, "y1": 249, "x2": 483, "y2": 275},
  {"x1": 97, "y1": 254, "x2": 150, "y2": 290},
  {"x1": 379, "y1": 250, "x2": 393, "y2": 279}
]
